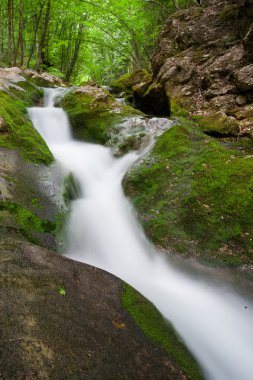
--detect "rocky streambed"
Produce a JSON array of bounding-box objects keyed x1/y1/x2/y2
[{"x1": 0, "y1": 68, "x2": 201, "y2": 379}]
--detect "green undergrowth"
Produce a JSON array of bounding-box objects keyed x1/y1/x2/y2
[
  {"x1": 0, "y1": 89, "x2": 53, "y2": 164},
  {"x1": 122, "y1": 284, "x2": 204, "y2": 380},
  {"x1": 61, "y1": 90, "x2": 141, "y2": 144},
  {"x1": 124, "y1": 118, "x2": 253, "y2": 265}
]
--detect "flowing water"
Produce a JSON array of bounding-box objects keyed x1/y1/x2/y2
[{"x1": 28, "y1": 89, "x2": 253, "y2": 380}]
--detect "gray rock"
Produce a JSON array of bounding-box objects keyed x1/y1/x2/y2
[
  {"x1": 234, "y1": 65, "x2": 253, "y2": 91},
  {"x1": 209, "y1": 94, "x2": 237, "y2": 112},
  {"x1": 235, "y1": 95, "x2": 247, "y2": 106}
]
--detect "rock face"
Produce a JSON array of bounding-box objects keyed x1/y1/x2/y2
[
  {"x1": 0, "y1": 238, "x2": 190, "y2": 379},
  {"x1": 146, "y1": 0, "x2": 253, "y2": 136}
]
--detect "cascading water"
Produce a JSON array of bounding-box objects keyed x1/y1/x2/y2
[{"x1": 28, "y1": 89, "x2": 253, "y2": 380}]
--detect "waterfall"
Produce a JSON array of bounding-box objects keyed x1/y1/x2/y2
[{"x1": 28, "y1": 88, "x2": 253, "y2": 380}]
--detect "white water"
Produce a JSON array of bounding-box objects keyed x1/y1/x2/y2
[{"x1": 29, "y1": 89, "x2": 253, "y2": 380}]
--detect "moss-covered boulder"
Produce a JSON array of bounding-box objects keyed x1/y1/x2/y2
[
  {"x1": 124, "y1": 118, "x2": 253, "y2": 267},
  {"x1": 61, "y1": 84, "x2": 142, "y2": 144},
  {"x1": 0, "y1": 89, "x2": 53, "y2": 165},
  {"x1": 110, "y1": 69, "x2": 151, "y2": 95},
  {"x1": 194, "y1": 112, "x2": 240, "y2": 137}
]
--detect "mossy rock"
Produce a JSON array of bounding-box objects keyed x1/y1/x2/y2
[
  {"x1": 62, "y1": 173, "x2": 81, "y2": 205},
  {"x1": 61, "y1": 88, "x2": 142, "y2": 144},
  {"x1": 193, "y1": 113, "x2": 240, "y2": 137},
  {"x1": 124, "y1": 118, "x2": 253, "y2": 265},
  {"x1": 110, "y1": 70, "x2": 151, "y2": 94},
  {"x1": 134, "y1": 81, "x2": 170, "y2": 116},
  {"x1": 0, "y1": 90, "x2": 53, "y2": 165},
  {"x1": 170, "y1": 97, "x2": 189, "y2": 117},
  {"x1": 117, "y1": 133, "x2": 146, "y2": 155},
  {"x1": 10, "y1": 80, "x2": 43, "y2": 106}
]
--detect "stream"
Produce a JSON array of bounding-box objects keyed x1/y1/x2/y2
[{"x1": 28, "y1": 88, "x2": 253, "y2": 380}]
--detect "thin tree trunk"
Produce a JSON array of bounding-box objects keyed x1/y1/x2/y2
[
  {"x1": 7, "y1": 0, "x2": 13, "y2": 66},
  {"x1": 27, "y1": 1, "x2": 45, "y2": 68},
  {"x1": 65, "y1": 24, "x2": 84, "y2": 82},
  {"x1": 14, "y1": 0, "x2": 24, "y2": 67},
  {"x1": 37, "y1": 0, "x2": 50, "y2": 71}
]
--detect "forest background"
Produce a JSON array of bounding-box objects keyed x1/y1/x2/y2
[{"x1": 0, "y1": 0, "x2": 194, "y2": 83}]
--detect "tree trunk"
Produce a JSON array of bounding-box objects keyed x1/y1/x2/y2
[
  {"x1": 7, "y1": 0, "x2": 13, "y2": 66},
  {"x1": 37, "y1": 0, "x2": 51, "y2": 71},
  {"x1": 27, "y1": 1, "x2": 45, "y2": 68},
  {"x1": 65, "y1": 24, "x2": 84, "y2": 82},
  {"x1": 14, "y1": 0, "x2": 24, "y2": 67}
]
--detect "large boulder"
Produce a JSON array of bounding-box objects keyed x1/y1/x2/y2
[
  {"x1": 60, "y1": 83, "x2": 142, "y2": 144},
  {"x1": 0, "y1": 238, "x2": 194, "y2": 379},
  {"x1": 233, "y1": 64, "x2": 253, "y2": 91}
]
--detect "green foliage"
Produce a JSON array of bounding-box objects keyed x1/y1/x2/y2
[
  {"x1": 124, "y1": 119, "x2": 253, "y2": 264},
  {"x1": 122, "y1": 283, "x2": 204, "y2": 380},
  {"x1": 0, "y1": 90, "x2": 53, "y2": 165},
  {"x1": 0, "y1": 0, "x2": 195, "y2": 83},
  {"x1": 58, "y1": 286, "x2": 66, "y2": 296}
]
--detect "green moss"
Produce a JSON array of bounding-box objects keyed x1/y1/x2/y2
[
  {"x1": 124, "y1": 118, "x2": 253, "y2": 264},
  {"x1": 110, "y1": 70, "x2": 151, "y2": 94},
  {"x1": 110, "y1": 73, "x2": 132, "y2": 93},
  {"x1": 122, "y1": 284, "x2": 204, "y2": 380},
  {"x1": 61, "y1": 90, "x2": 141, "y2": 144},
  {"x1": 170, "y1": 98, "x2": 189, "y2": 117},
  {"x1": 63, "y1": 173, "x2": 80, "y2": 205},
  {"x1": 193, "y1": 114, "x2": 240, "y2": 136},
  {"x1": 117, "y1": 134, "x2": 144, "y2": 154},
  {"x1": 0, "y1": 201, "x2": 55, "y2": 242},
  {"x1": 0, "y1": 90, "x2": 53, "y2": 164}
]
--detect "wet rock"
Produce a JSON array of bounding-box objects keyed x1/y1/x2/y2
[
  {"x1": 234, "y1": 64, "x2": 253, "y2": 91},
  {"x1": 0, "y1": 238, "x2": 188, "y2": 380},
  {"x1": 61, "y1": 84, "x2": 142, "y2": 144}
]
